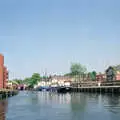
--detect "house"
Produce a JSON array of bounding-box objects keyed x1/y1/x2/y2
[{"x1": 105, "y1": 66, "x2": 120, "y2": 81}]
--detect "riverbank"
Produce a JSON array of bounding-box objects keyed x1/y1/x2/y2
[{"x1": 0, "y1": 89, "x2": 19, "y2": 100}]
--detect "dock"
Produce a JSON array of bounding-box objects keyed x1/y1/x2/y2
[
  {"x1": 71, "y1": 86, "x2": 120, "y2": 93},
  {"x1": 0, "y1": 89, "x2": 18, "y2": 100},
  {"x1": 70, "y1": 81, "x2": 120, "y2": 93}
]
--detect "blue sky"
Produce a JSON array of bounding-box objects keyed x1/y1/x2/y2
[{"x1": 0, "y1": 0, "x2": 120, "y2": 79}]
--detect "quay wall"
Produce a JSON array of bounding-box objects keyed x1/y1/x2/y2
[
  {"x1": 0, "y1": 89, "x2": 18, "y2": 100},
  {"x1": 71, "y1": 86, "x2": 120, "y2": 94}
]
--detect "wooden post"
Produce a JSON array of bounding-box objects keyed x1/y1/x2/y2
[{"x1": 112, "y1": 88, "x2": 114, "y2": 94}]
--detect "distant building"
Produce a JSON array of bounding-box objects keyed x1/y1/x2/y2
[
  {"x1": 116, "y1": 72, "x2": 120, "y2": 80},
  {"x1": 96, "y1": 73, "x2": 106, "y2": 82},
  {"x1": 0, "y1": 54, "x2": 8, "y2": 88},
  {"x1": 50, "y1": 75, "x2": 72, "y2": 86},
  {"x1": 105, "y1": 66, "x2": 120, "y2": 81},
  {"x1": 112, "y1": 65, "x2": 120, "y2": 80}
]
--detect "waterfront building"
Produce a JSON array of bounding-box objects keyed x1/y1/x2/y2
[
  {"x1": 50, "y1": 75, "x2": 72, "y2": 87},
  {"x1": 96, "y1": 73, "x2": 106, "y2": 82},
  {"x1": 105, "y1": 66, "x2": 120, "y2": 81},
  {"x1": 116, "y1": 71, "x2": 120, "y2": 80},
  {"x1": 0, "y1": 54, "x2": 8, "y2": 89},
  {"x1": 34, "y1": 75, "x2": 72, "y2": 89}
]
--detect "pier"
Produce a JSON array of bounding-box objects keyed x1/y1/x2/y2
[
  {"x1": 71, "y1": 86, "x2": 120, "y2": 93},
  {"x1": 71, "y1": 81, "x2": 120, "y2": 93},
  {"x1": 0, "y1": 89, "x2": 18, "y2": 100},
  {"x1": 34, "y1": 81, "x2": 120, "y2": 94}
]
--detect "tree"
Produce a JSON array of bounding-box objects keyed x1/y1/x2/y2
[
  {"x1": 90, "y1": 71, "x2": 97, "y2": 81},
  {"x1": 8, "y1": 80, "x2": 19, "y2": 85},
  {"x1": 106, "y1": 66, "x2": 115, "y2": 81},
  {"x1": 113, "y1": 65, "x2": 120, "y2": 72},
  {"x1": 31, "y1": 73, "x2": 40, "y2": 82},
  {"x1": 23, "y1": 77, "x2": 32, "y2": 85},
  {"x1": 64, "y1": 73, "x2": 72, "y2": 76},
  {"x1": 30, "y1": 73, "x2": 41, "y2": 87},
  {"x1": 88, "y1": 71, "x2": 97, "y2": 81},
  {"x1": 23, "y1": 73, "x2": 41, "y2": 88},
  {"x1": 70, "y1": 63, "x2": 87, "y2": 76},
  {"x1": 13, "y1": 79, "x2": 23, "y2": 84}
]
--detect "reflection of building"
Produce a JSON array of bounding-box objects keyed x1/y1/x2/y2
[
  {"x1": 0, "y1": 54, "x2": 9, "y2": 88},
  {"x1": 0, "y1": 100, "x2": 8, "y2": 120}
]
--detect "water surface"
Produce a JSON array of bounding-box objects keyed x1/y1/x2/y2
[{"x1": 1, "y1": 91, "x2": 120, "y2": 120}]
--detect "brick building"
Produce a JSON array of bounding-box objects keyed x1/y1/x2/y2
[
  {"x1": 96, "y1": 73, "x2": 106, "y2": 82},
  {"x1": 0, "y1": 54, "x2": 8, "y2": 89}
]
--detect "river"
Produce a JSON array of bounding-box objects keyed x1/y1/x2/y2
[{"x1": 1, "y1": 91, "x2": 120, "y2": 120}]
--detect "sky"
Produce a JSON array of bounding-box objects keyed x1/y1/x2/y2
[{"x1": 0, "y1": 0, "x2": 120, "y2": 79}]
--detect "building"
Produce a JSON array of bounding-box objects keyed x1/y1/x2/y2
[
  {"x1": 113, "y1": 65, "x2": 120, "y2": 80},
  {"x1": 105, "y1": 66, "x2": 120, "y2": 81},
  {"x1": 0, "y1": 54, "x2": 8, "y2": 89},
  {"x1": 96, "y1": 73, "x2": 106, "y2": 82},
  {"x1": 50, "y1": 75, "x2": 72, "y2": 87},
  {"x1": 116, "y1": 72, "x2": 120, "y2": 80}
]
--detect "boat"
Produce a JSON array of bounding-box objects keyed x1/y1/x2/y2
[{"x1": 57, "y1": 86, "x2": 71, "y2": 93}]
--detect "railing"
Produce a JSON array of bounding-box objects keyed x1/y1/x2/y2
[
  {"x1": 101, "y1": 80, "x2": 120, "y2": 86},
  {"x1": 71, "y1": 81, "x2": 98, "y2": 87},
  {"x1": 71, "y1": 80, "x2": 120, "y2": 87}
]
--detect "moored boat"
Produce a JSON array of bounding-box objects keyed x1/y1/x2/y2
[{"x1": 57, "y1": 86, "x2": 71, "y2": 93}]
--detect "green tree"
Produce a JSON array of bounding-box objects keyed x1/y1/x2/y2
[
  {"x1": 13, "y1": 79, "x2": 23, "y2": 84},
  {"x1": 31, "y1": 73, "x2": 40, "y2": 82},
  {"x1": 89, "y1": 71, "x2": 97, "y2": 81},
  {"x1": 113, "y1": 65, "x2": 120, "y2": 72},
  {"x1": 8, "y1": 80, "x2": 19, "y2": 85},
  {"x1": 22, "y1": 73, "x2": 41, "y2": 88},
  {"x1": 64, "y1": 73, "x2": 72, "y2": 76},
  {"x1": 23, "y1": 77, "x2": 32, "y2": 85},
  {"x1": 70, "y1": 63, "x2": 87, "y2": 76},
  {"x1": 30, "y1": 73, "x2": 41, "y2": 87}
]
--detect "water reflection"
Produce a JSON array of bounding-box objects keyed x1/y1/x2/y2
[
  {"x1": 29, "y1": 91, "x2": 71, "y2": 105},
  {"x1": 4, "y1": 91, "x2": 120, "y2": 120},
  {"x1": 0, "y1": 100, "x2": 8, "y2": 120},
  {"x1": 103, "y1": 94, "x2": 120, "y2": 114}
]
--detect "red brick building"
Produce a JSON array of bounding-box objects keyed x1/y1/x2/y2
[
  {"x1": 96, "y1": 74, "x2": 106, "y2": 82},
  {"x1": 0, "y1": 54, "x2": 8, "y2": 89}
]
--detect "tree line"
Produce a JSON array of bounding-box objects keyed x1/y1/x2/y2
[
  {"x1": 64, "y1": 63, "x2": 97, "y2": 81},
  {"x1": 10, "y1": 73, "x2": 41, "y2": 88},
  {"x1": 10, "y1": 62, "x2": 98, "y2": 87},
  {"x1": 9, "y1": 63, "x2": 120, "y2": 88}
]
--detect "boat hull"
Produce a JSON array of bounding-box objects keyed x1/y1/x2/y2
[{"x1": 57, "y1": 87, "x2": 71, "y2": 93}]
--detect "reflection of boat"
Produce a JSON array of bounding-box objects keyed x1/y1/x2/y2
[
  {"x1": 49, "y1": 87, "x2": 58, "y2": 92},
  {"x1": 38, "y1": 86, "x2": 50, "y2": 91}
]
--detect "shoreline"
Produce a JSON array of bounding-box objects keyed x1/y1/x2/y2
[{"x1": 0, "y1": 89, "x2": 19, "y2": 100}]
